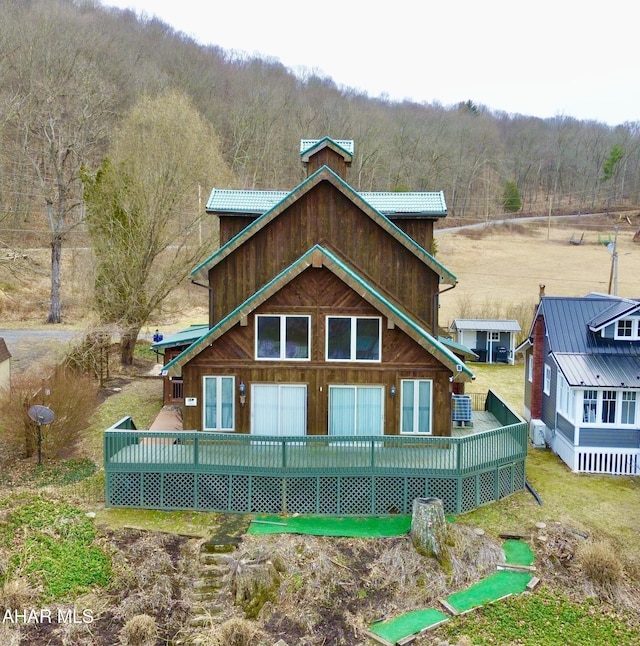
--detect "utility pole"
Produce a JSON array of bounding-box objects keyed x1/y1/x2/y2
[{"x1": 607, "y1": 227, "x2": 618, "y2": 295}]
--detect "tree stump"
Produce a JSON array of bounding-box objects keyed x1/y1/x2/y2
[{"x1": 410, "y1": 497, "x2": 448, "y2": 561}]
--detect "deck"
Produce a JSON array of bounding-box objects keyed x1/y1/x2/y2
[{"x1": 104, "y1": 391, "x2": 528, "y2": 516}]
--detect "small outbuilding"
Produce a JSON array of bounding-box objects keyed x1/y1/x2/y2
[{"x1": 449, "y1": 319, "x2": 521, "y2": 365}]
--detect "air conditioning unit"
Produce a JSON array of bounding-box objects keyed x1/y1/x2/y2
[{"x1": 529, "y1": 420, "x2": 547, "y2": 448}]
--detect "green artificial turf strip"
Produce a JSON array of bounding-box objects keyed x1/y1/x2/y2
[
  {"x1": 370, "y1": 608, "x2": 449, "y2": 642},
  {"x1": 446, "y1": 570, "x2": 532, "y2": 613},
  {"x1": 503, "y1": 539, "x2": 535, "y2": 566},
  {"x1": 247, "y1": 514, "x2": 411, "y2": 537}
]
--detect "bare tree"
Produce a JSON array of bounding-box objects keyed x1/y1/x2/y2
[{"x1": 82, "y1": 90, "x2": 233, "y2": 365}]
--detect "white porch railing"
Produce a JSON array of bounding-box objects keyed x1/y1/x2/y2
[{"x1": 553, "y1": 433, "x2": 639, "y2": 475}]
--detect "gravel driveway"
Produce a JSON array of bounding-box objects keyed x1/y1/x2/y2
[{"x1": 0, "y1": 328, "x2": 81, "y2": 373}]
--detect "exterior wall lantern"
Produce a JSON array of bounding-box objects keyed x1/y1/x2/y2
[
  {"x1": 390, "y1": 384, "x2": 396, "y2": 398},
  {"x1": 239, "y1": 381, "x2": 246, "y2": 406}
]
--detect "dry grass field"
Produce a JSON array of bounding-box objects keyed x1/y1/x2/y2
[{"x1": 436, "y1": 216, "x2": 640, "y2": 328}]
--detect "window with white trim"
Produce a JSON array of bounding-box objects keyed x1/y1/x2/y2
[
  {"x1": 527, "y1": 354, "x2": 533, "y2": 382},
  {"x1": 581, "y1": 389, "x2": 638, "y2": 426},
  {"x1": 543, "y1": 364, "x2": 552, "y2": 395},
  {"x1": 614, "y1": 318, "x2": 639, "y2": 340},
  {"x1": 557, "y1": 375, "x2": 574, "y2": 421},
  {"x1": 203, "y1": 376, "x2": 235, "y2": 431},
  {"x1": 582, "y1": 390, "x2": 598, "y2": 423},
  {"x1": 489, "y1": 331, "x2": 500, "y2": 341},
  {"x1": 256, "y1": 315, "x2": 310, "y2": 360},
  {"x1": 400, "y1": 379, "x2": 432, "y2": 434},
  {"x1": 326, "y1": 316, "x2": 381, "y2": 362}
]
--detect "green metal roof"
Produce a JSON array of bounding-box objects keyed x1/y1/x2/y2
[
  {"x1": 167, "y1": 244, "x2": 472, "y2": 380},
  {"x1": 300, "y1": 137, "x2": 354, "y2": 157},
  {"x1": 151, "y1": 324, "x2": 208, "y2": 349},
  {"x1": 206, "y1": 188, "x2": 447, "y2": 217},
  {"x1": 195, "y1": 165, "x2": 456, "y2": 285}
]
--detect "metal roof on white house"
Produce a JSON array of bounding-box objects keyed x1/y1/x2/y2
[
  {"x1": 450, "y1": 319, "x2": 521, "y2": 332},
  {"x1": 555, "y1": 353, "x2": 640, "y2": 389},
  {"x1": 206, "y1": 188, "x2": 447, "y2": 217}
]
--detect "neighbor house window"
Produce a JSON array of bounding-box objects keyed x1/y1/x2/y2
[
  {"x1": 615, "y1": 319, "x2": 635, "y2": 339},
  {"x1": 203, "y1": 376, "x2": 235, "y2": 431},
  {"x1": 489, "y1": 331, "x2": 500, "y2": 341},
  {"x1": 557, "y1": 375, "x2": 574, "y2": 421},
  {"x1": 582, "y1": 390, "x2": 598, "y2": 423},
  {"x1": 543, "y1": 364, "x2": 552, "y2": 395},
  {"x1": 601, "y1": 390, "x2": 616, "y2": 424},
  {"x1": 256, "y1": 315, "x2": 310, "y2": 360},
  {"x1": 582, "y1": 389, "x2": 638, "y2": 425},
  {"x1": 326, "y1": 316, "x2": 381, "y2": 362},
  {"x1": 621, "y1": 391, "x2": 637, "y2": 425},
  {"x1": 400, "y1": 379, "x2": 432, "y2": 434},
  {"x1": 527, "y1": 354, "x2": 533, "y2": 382}
]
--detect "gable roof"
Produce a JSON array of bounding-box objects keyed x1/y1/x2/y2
[
  {"x1": 300, "y1": 137, "x2": 354, "y2": 160},
  {"x1": 166, "y1": 244, "x2": 473, "y2": 381},
  {"x1": 450, "y1": 319, "x2": 521, "y2": 333},
  {"x1": 151, "y1": 325, "x2": 208, "y2": 350},
  {"x1": 206, "y1": 188, "x2": 447, "y2": 218},
  {"x1": 586, "y1": 294, "x2": 640, "y2": 332},
  {"x1": 536, "y1": 295, "x2": 640, "y2": 356},
  {"x1": 195, "y1": 165, "x2": 456, "y2": 284}
]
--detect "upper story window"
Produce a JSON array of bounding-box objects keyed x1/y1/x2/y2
[
  {"x1": 614, "y1": 318, "x2": 639, "y2": 340},
  {"x1": 256, "y1": 315, "x2": 310, "y2": 360},
  {"x1": 326, "y1": 316, "x2": 381, "y2": 362}
]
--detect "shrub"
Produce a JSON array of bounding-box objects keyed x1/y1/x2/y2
[
  {"x1": 119, "y1": 614, "x2": 158, "y2": 646},
  {"x1": 576, "y1": 540, "x2": 624, "y2": 597},
  {"x1": 0, "y1": 363, "x2": 99, "y2": 461}
]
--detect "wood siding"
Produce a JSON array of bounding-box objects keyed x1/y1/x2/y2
[
  {"x1": 304, "y1": 147, "x2": 350, "y2": 178},
  {"x1": 209, "y1": 183, "x2": 439, "y2": 333},
  {"x1": 392, "y1": 218, "x2": 435, "y2": 254},
  {"x1": 219, "y1": 215, "x2": 258, "y2": 246},
  {"x1": 182, "y1": 267, "x2": 452, "y2": 435}
]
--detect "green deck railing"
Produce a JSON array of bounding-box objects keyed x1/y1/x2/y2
[{"x1": 104, "y1": 390, "x2": 528, "y2": 515}]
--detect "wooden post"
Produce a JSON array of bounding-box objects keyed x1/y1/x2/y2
[{"x1": 411, "y1": 497, "x2": 448, "y2": 560}]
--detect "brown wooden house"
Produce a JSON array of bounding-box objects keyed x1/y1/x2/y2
[{"x1": 160, "y1": 137, "x2": 473, "y2": 438}]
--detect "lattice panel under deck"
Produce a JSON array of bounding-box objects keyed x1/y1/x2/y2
[
  {"x1": 499, "y1": 466, "x2": 512, "y2": 499},
  {"x1": 479, "y1": 470, "x2": 496, "y2": 506},
  {"x1": 427, "y1": 477, "x2": 457, "y2": 513},
  {"x1": 338, "y1": 477, "x2": 373, "y2": 515},
  {"x1": 109, "y1": 472, "x2": 141, "y2": 507},
  {"x1": 197, "y1": 474, "x2": 231, "y2": 510},
  {"x1": 142, "y1": 473, "x2": 162, "y2": 508},
  {"x1": 163, "y1": 473, "x2": 195, "y2": 509},
  {"x1": 460, "y1": 475, "x2": 477, "y2": 513},
  {"x1": 250, "y1": 477, "x2": 283, "y2": 514},
  {"x1": 285, "y1": 477, "x2": 318, "y2": 514},
  {"x1": 374, "y1": 477, "x2": 406, "y2": 514}
]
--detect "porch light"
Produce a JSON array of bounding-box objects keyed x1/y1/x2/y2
[
  {"x1": 390, "y1": 385, "x2": 396, "y2": 398},
  {"x1": 239, "y1": 381, "x2": 246, "y2": 406}
]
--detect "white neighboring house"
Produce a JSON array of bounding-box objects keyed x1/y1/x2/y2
[
  {"x1": 449, "y1": 319, "x2": 520, "y2": 365},
  {"x1": 0, "y1": 338, "x2": 11, "y2": 392},
  {"x1": 518, "y1": 293, "x2": 640, "y2": 476}
]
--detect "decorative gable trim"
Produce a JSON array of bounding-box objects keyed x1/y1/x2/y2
[
  {"x1": 168, "y1": 245, "x2": 472, "y2": 380},
  {"x1": 299, "y1": 137, "x2": 354, "y2": 161},
  {"x1": 193, "y1": 165, "x2": 456, "y2": 285}
]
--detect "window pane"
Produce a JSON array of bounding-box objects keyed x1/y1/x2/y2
[
  {"x1": 330, "y1": 387, "x2": 355, "y2": 435},
  {"x1": 401, "y1": 381, "x2": 414, "y2": 432},
  {"x1": 221, "y1": 377, "x2": 234, "y2": 429},
  {"x1": 204, "y1": 377, "x2": 217, "y2": 429},
  {"x1": 601, "y1": 390, "x2": 616, "y2": 424},
  {"x1": 328, "y1": 318, "x2": 351, "y2": 359},
  {"x1": 285, "y1": 316, "x2": 309, "y2": 359},
  {"x1": 621, "y1": 391, "x2": 636, "y2": 424},
  {"x1": 582, "y1": 390, "x2": 597, "y2": 423},
  {"x1": 356, "y1": 387, "x2": 382, "y2": 435},
  {"x1": 356, "y1": 318, "x2": 380, "y2": 360},
  {"x1": 257, "y1": 316, "x2": 281, "y2": 358},
  {"x1": 417, "y1": 381, "x2": 431, "y2": 433}
]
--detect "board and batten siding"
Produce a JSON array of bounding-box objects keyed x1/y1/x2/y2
[
  {"x1": 182, "y1": 268, "x2": 453, "y2": 435},
  {"x1": 209, "y1": 185, "x2": 439, "y2": 334}
]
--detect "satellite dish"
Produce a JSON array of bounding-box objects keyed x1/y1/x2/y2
[{"x1": 28, "y1": 405, "x2": 56, "y2": 426}]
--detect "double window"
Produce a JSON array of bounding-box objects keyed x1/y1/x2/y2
[
  {"x1": 203, "y1": 376, "x2": 235, "y2": 431},
  {"x1": 326, "y1": 316, "x2": 381, "y2": 362},
  {"x1": 256, "y1": 315, "x2": 310, "y2": 360},
  {"x1": 400, "y1": 379, "x2": 433, "y2": 434}
]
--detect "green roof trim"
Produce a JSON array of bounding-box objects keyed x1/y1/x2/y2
[
  {"x1": 167, "y1": 244, "x2": 472, "y2": 380},
  {"x1": 300, "y1": 137, "x2": 354, "y2": 159},
  {"x1": 192, "y1": 165, "x2": 456, "y2": 285}
]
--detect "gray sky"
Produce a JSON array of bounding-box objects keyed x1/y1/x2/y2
[{"x1": 104, "y1": 0, "x2": 639, "y2": 127}]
